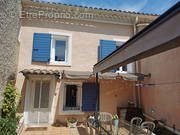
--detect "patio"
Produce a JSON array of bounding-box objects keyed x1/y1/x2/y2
[
  {"x1": 22, "y1": 124, "x2": 131, "y2": 135},
  {"x1": 22, "y1": 125, "x2": 87, "y2": 135}
]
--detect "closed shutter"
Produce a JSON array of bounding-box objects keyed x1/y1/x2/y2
[
  {"x1": 82, "y1": 83, "x2": 99, "y2": 111},
  {"x1": 100, "y1": 40, "x2": 116, "y2": 72},
  {"x1": 32, "y1": 33, "x2": 52, "y2": 62}
]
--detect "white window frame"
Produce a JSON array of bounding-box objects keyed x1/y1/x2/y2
[
  {"x1": 113, "y1": 38, "x2": 134, "y2": 73},
  {"x1": 49, "y1": 32, "x2": 72, "y2": 66},
  {"x1": 59, "y1": 81, "x2": 84, "y2": 115}
]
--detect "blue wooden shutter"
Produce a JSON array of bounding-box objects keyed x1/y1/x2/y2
[
  {"x1": 82, "y1": 83, "x2": 99, "y2": 111},
  {"x1": 32, "y1": 33, "x2": 52, "y2": 62},
  {"x1": 100, "y1": 40, "x2": 116, "y2": 72}
]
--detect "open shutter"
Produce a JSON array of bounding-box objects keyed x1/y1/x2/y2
[
  {"x1": 82, "y1": 83, "x2": 99, "y2": 111},
  {"x1": 32, "y1": 33, "x2": 51, "y2": 62},
  {"x1": 100, "y1": 40, "x2": 116, "y2": 72}
]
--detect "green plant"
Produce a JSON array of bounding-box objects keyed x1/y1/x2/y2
[
  {"x1": 2, "y1": 80, "x2": 21, "y2": 118},
  {"x1": 113, "y1": 114, "x2": 119, "y2": 120},
  {"x1": 0, "y1": 118, "x2": 17, "y2": 135},
  {"x1": 67, "y1": 118, "x2": 77, "y2": 123}
]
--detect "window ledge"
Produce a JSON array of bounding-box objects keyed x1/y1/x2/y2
[
  {"x1": 49, "y1": 61, "x2": 71, "y2": 66},
  {"x1": 116, "y1": 71, "x2": 128, "y2": 73},
  {"x1": 59, "y1": 110, "x2": 84, "y2": 115}
]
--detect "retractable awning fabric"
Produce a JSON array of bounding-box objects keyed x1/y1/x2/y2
[
  {"x1": 63, "y1": 70, "x2": 143, "y2": 81},
  {"x1": 20, "y1": 69, "x2": 145, "y2": 81},
  {"x1": 64, "y1": 71, "x2": 92, "y2": 79}
]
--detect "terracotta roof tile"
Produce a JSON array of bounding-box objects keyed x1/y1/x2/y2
[
  {"x1": 26, "y1": 0, "x2": 159, "y2": 16},
  {"x1": 20, "y1": 69, "x2": 61, "y2": 76}
]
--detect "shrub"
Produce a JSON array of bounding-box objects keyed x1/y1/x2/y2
[
  {"x1": 1, "y1": 80, "x2": 21, "y2": 118},
  {"x1": 0, "y1": 118, "x2": 17, "y2": 135}
]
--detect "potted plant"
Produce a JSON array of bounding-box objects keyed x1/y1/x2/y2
[
  {"x1": 113, "y1": 114, "x2": 119, "y2": 135},
  {"x1": 113, "y1": 114, "x2": 119, "y2": 126},
  {"x1": 67, "y1": 118, "x2": 78, "y2": 128}
]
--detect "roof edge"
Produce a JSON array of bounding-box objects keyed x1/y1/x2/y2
[{"x1": 22, "y1": 0, "x2": 159, "y2": 16}]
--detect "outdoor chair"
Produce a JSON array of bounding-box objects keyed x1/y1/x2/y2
[
  {"x1": 128, "y1": 117, "x2": 142, "y2": 135},
  {"x1": 98, "y1": 112, "x2": 113, "y2": 135},
  {"x1": 140, "y1": 121, "x2": 155, "y2": 135}
]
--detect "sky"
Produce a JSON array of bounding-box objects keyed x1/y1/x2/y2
[{"x1": 37, "y1": 0, "x2": 179, "y2": 14}]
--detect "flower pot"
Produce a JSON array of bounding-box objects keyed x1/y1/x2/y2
[
  {"x1": 67, "y1": 120, "x2": 78, "y2": 128},
  {"x1": 113, "y1": 119, "x2": 119, "y2": 127},
  {"x1": 113, "y1": 119, "x2": 119, "y2": 135}
]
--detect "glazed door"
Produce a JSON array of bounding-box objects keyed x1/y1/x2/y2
[{"x1": 29, "y1": 80, "x2": 50, "y2": 125}]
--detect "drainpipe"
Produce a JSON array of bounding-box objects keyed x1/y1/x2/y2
[
  {"x1": 133, "y1": 16, "x2": 141, "y2": 108},
  {"x1": 134, "y1": 17, "x2": 150, "y2": 108}
]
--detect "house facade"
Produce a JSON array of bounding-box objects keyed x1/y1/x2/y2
[
  {"x1": 16, "y1": 0, "x2": 157, "y2": 126},
  {"x1": 0, "y1": 0, "x2": 21, "y2": 112}
]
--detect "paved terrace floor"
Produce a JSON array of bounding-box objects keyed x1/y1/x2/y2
[
  {"x1": 22, "y1": 125, "x2": 87, "y2": 135},
  {"x1": 22, "y1": 125, "x2": 130, "y2": 135}
]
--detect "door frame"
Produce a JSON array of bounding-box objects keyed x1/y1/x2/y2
[{"x1": 24, "y1": 75, "x2": 55, "y2": 126}]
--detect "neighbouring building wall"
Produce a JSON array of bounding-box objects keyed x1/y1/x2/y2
[
  {"x1": 0, "y1": 0, "x2": 21, "y2": 110},
  {"x1": 140, "y1": 47, "x2": 180, "y2": 130}
]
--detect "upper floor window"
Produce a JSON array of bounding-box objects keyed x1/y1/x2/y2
[
  {"x1": 50, "y1": 33, "x2": 72, "y2": 66},
  {"x1": 55, "y1": 40, "x2": 66, "y2": 61},
  {"x1": 114, "y1": 39, "x2": 135, "y2": 73},
  {"x1": 32, "y1": 32, "x2": 72, "y2": 66}
]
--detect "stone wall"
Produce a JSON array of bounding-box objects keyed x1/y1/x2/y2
[{"x1": 0, "y1": 0, "x2": 21, "y2": 110}]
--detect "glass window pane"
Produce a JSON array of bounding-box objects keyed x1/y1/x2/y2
[
  {"x1": 122, "y1": 65, "x2": 127, "y2": 71},
  {"x1": 55, "y1": 40, "x2": 66, "y2": 61},
  {"x1": 40, "y1": 80, "x2": 50, "y2": 108},
  {"x1": 34, "y1": 80, "x2": 41, "y2": 108},
  {"x1": 66, "y1": 85, "x2": 77, "y2": 107}
]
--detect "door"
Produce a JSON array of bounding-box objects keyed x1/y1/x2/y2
[{"x1": 28, "y1": 79, "x2": 51, "y2": 125}]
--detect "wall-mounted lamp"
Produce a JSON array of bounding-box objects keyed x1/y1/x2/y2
[{"x1": 151, "y1": 108, "x2": 155, "y2": 115}]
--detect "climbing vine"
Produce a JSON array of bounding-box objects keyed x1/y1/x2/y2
[{"x1": 2, "y1": 80, "x2": 21, "y2": 118}]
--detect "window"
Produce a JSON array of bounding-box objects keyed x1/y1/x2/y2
[
  {"x1": 59, "y1": 82, "x2": 83, "y2": 114},
  {"x1": 33, "y1": 80, "x2": 50, "y2": 109},
  {"x1": 116, "y1": 41, "x2": 124, "y2": 48},
  {"x1": 64, "y1": 85, "x2": 80, "y2": 110},
  {"x1": 55, "y1": 40, "x2": 66, "y2": 61},
  {"x1": 113, "y1": 39, "x2": 135, "y2": 73},
  {"x1": 50, "y1": 33, "x2": 72, "y2": 66}
]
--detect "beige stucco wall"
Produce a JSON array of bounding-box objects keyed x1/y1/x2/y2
[
  {"x1": 99, "y1": 78, "x2": 134, "y2": 114},
  {"x1": 140, "y1": 47, "x2": 180, "y2": 130},
  {"x1": 16, "y1": 18, "x2": 133, "y2": 91}
]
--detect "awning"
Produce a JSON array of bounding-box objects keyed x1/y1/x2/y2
[
  {"x1": 98, "y1": 72, "x2": 118, "y2": 80},
  {"x1": 63, "y1": 71, "x2": 92, "y2": 79},
  {"x1": 20, "y1": 69, "x2": 61, "y2": 78},
  {"x1": 99, "y1": 72, "x2": 146, "y2": 81},
  {"x1": 118, "y1": 73, "x2": 146, "y2": 81},
  {"x1": 20, "y1": 69, "x2": 146, "y2": 81},
  {"x1": 63, "y1": 71, "x2": 143, "y2": 81}
]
